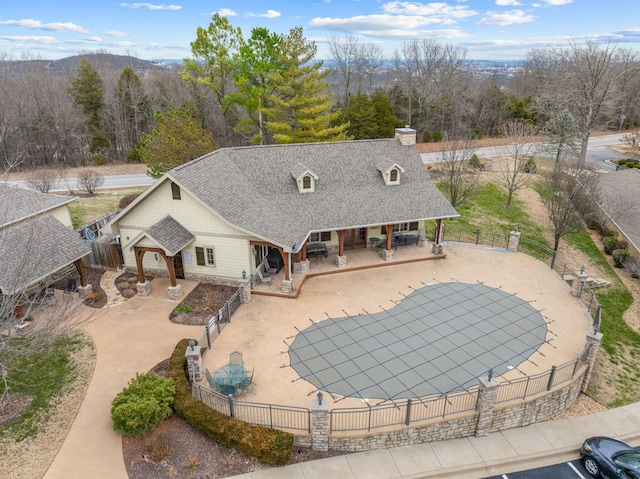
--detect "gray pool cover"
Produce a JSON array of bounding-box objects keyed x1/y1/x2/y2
[{"x1": 289, "y1": 282, "x2": 547, "y2": 400}]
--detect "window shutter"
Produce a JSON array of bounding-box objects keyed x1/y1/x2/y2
[{"x1": 195, "y1": 247, "x2": 205, "y2": 266}]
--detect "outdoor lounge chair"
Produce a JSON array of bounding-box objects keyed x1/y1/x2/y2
[
  {"x1": 256, "y1": 269, "x2": 272, "y2": 285},
  {"x1": 262, "y1": 257, "x2": 277, "y2": 275},
  {"x1": 239, "y1": 367, "x2": 254, "y2": 389},
  {"x1": 229, "y1": 351, "x2": 244, "y2": 366}
]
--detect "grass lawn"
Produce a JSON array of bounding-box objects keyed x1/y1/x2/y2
[{"x1": 68, "y1": 188, "x2": 146, "y2": 229}]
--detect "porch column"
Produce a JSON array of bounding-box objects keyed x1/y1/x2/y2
[
  {"x1": 164, "y1": 254, "x2": 177, "y2": 287},
  {"x1": 134, "y1": 247, "x2": 146, "y2": 283},
  {"x1": 336, "y1": 230, "x2": 347, "y2": 268},
  {"x1": 432, "y1": 219, "x2": 444, "y2": 255},
  {"x1": 382, "y1": 225, "x2": 395, "y2": 261}
]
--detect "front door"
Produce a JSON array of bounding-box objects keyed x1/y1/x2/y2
[
  {"x1": 344, "y1": 228, "x2": 368, "y2": 249},
  {"x1": 173, "y1": 252, "x2": 185, "y2": 279}
]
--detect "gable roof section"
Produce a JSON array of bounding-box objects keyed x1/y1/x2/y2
[
  {"x1": 290, "y1": 163, "x2": 318, "y2": 181},
  {"x1": 0, "y1": 215, "x2": 91, "y2": 295},
  {"x1": 169, "y1": 138, "x2": 457, "y2": 252},
  {"x1": 126, "y1": 215, "x2": 195, "y2": 256},
  {"x1": 0, "y1": 183, "x2": 76, "y2": 228},
  {"x1": 376, "y1": 159, "x2": 405, "y2": 174},
  {"x1": 597, "y1": 168, "x2": 640, "y2": 251}
]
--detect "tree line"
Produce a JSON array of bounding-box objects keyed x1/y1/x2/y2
[{"x1": 1, "y1": 16, "x2": 640, "y2": 176}]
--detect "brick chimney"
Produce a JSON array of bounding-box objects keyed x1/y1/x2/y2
[{"x1": 394, "y1": 126, "x2": 417, "y2": 146}]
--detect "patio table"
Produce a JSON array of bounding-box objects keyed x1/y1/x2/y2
[{"x1": 213, "y1": 364, "x2": 247, "y2": 395}]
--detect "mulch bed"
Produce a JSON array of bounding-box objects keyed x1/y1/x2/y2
[
  {"x1": 53, "y1": 267, "x2": 108, "y2": 308},
  {"x1": 114, "y1": 272, "x2": 153, "y2": 299},
  {"x1": 123, "y1": 360, "x2": 349, "y2": 479},
  {"x1": 169, "y1": 283, "x2": 238, "y2": 326}
]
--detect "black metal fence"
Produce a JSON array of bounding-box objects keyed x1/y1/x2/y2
[
  {"x1": 193, "y1": 383, "x2": 311, "y2": 432},
  {"x1": 199, "y1": 287, "x2": 242, "y2": 356}
]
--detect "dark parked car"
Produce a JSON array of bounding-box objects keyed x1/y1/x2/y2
[{"x1": 580, "y1": 436, "x2": 640, "y2": 478}]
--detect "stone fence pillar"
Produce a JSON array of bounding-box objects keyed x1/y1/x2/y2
[
  {"x1": 136, "y1": 280, "x2": 151, "y2": 296},
  {"x1": 582, "y1": 331, "x2": 603, "y2": 392},
  {"x1": 508, "y1": 230, "x2": 521, "y2": 252},
  {"x1": 239, "y1": 277, "x2": 251, "y2": 304},
  {"x1": 311, "y1": 393, "x2": 330, "y2": 451},
  {"x1": 185, "y1": 341, "x2": 202, "y2": 382},
  {"x1": 475, "y1": 375, "x2": 500, "y2": 437}
]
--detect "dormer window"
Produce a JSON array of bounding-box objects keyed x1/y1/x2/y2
[
  {"x1": 291, "y1": 163, "x2": 318, "y2": 193},
  {"x1": 377, "y1": 160, "x2": 405, "y2": 186},
  {"x1": 171, "y1": 182, "x2": 181, "y2": 200}
]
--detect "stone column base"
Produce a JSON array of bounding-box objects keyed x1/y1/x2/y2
[
  {"x1": 336, "y1": 255, "x2": 347, "y2": 268},
  {"x1": 77, "y1": 284, "x2": 92, "y2": 299},
  {"x1": 239, "y1": 278, "x2": 251, "y2": 304},
  {"x1": 168, "y1": 284, "x2": 183, "y2": 300},
  {"x1": 136, "y1": 281, "x2": 151, "y2": 296},
  {"x1": 281, "y1": 279, "x2": 294, "y2": 294},
  {"x1": 382, "y1": 249, "x2": 394, "y2": 261},
  {"x1": 432, "y1": 243, "x2": 443, "y2": 255}
]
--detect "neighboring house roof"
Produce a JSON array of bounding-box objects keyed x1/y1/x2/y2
[
  {"x1": 0, "y1": 183, "x2": 77, "y2": 229},
  {"x1": 597, "y1": 168, "x2": 640, "y2": 252},
  {"x1": 0, "y1": 215, "x2": 91, "y2": 295},
  {"x1": 128, "y1": 215, "x2": 195, "y2": 256},
  {"x1": 161, "y1": 138, "x2": 457, "y2": 252}
]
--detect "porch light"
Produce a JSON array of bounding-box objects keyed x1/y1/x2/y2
[
  {"x1": 242, "y1": 270, "x2": 246, "y2": 279},
  {"x1": 317, "y1": 391, "x2": 323, "y2": 405},
  {"x1": 189, "y1": 339, "x2": 195, "y2": 351},
  {"x1": 487, "y1": 368, "x2": 494, "y2": 381}
]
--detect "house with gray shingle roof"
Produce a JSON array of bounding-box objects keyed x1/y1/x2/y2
[
  {"x1": 0, "y1": 183, "x2": 91, "y2": 313},
  {"x1": 107, "y1": 129, "x2": 458, "y2": 297},
  {"x1": 596, "y1": 168, "x2": 640, "y2": 256}
]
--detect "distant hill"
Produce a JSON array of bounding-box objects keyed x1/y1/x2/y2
[{"x1": 0, "y1": 53, "x2": 167, "y2": 77}]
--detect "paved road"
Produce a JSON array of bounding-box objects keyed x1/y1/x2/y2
[
  {"x1": 484, "y1": 458, "x2": 591, "y2": 479},
  {"x1": 421, "y1": 132, "x2": 627, "y2": 172},
  {"x1": 12, "y1": 173, "x2": 153, "y2": 192}
]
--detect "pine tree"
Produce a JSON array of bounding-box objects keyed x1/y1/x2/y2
[
  {"x1": 371, "y1": 88, "x2": 404, "y2": 138},
  {"x1": 140, "y1": 109, "x2": 218, "y2": 178},
  {"x1": 264, "y1": 27, "x2": 349, "y2": 144},
  {"x1": 345, "y1": 91, "x2": 376, "y2": 140}
]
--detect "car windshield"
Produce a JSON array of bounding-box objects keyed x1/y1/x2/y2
[{"x1": 614, "y1": 452, "x2": 640, "y2": 472}]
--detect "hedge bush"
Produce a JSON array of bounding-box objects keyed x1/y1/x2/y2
[
  {"x1": 111, "y1": 372, "x2": 175, "y2": 437},
  {"x1": 169, "y1": 339, "x2": 293, "y2": 465},
  {"x1": 613, "y1": 249, "x2": 630, "y2": 268},
  {"x1": 603, "y1": 236, "x2": 619, "y2": 255}
]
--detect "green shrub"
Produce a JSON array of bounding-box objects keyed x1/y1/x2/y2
[
  {"x1": 422, "y1": 131, "x2": 432, "y2": 143},
  {"x1": 432, "y1": 130, "x2": 443, "y2": 142},
  {"x1": 618, "y1": 159, "x2": 627, "y2": 166},
  {"x1": 603, "y1": 236, "x2": 619, "y2": 255},
  {"x1": 468, "y1": 154, "x2": 483, "y2": 170},
  {"x1": 169, "y1": 339, "x2": 293, "y2": 465},
  {"x1": 173, "y1": 304, "x2": 193, "y2": 315},
  {"x1": 613, "y1": 249, "x2": 630, "y2": 268},
  {"x1": 119, "y1": 194, "x2": 140, "y2": 210},
  {"x1": 111, "y1": 372, "x2": 175, "y2": 437},
  {"x1": 472, "y1": 128, "x2": 483, "y2": 139},
  {"x1": 93, "y1": 152, "x2": 106, "y2": 166}
]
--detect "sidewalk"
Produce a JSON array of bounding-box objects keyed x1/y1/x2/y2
[{"x1": 227, "y1": 402, "x2": 640, "y2": 479}]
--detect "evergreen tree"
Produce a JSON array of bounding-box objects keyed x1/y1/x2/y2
[
  {"x1": 264, "y1": 27, "x2": 349, "y2": 144},
  {"x1": 68, "y1": 59, "x2": 109, "y2": 156},
  {"x1": 139, "y1": 108, "x2": 218, "y2": 178},
  {"x1": 371, "y1": 88, "x2": 404, "y2": 138},
  {"x1": 345, "y1": 90, "x2": 376, "y2": 140},
  {"x1": 115, "y1": 66, "x2": 149, "y2": 158}
]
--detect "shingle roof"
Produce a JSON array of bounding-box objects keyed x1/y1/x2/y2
[
  {"x1": 169, "y1": 138, "x2": 458, "y2": 251},
  {"x1": 128, "y1": 215, "x2": 195, "y2": 256},
  {"x1": 597, "y1": 168, "x2": 640, "y2": 251},
  {"x1": 0, "y1": 215, "x2": 91, "y2": 294},
  {"x1": 0, "y1": 183, "x2": 76, "y2": 228}
]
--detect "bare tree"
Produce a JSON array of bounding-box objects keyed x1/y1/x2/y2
[
  {"x1": 0, "y1": 217, "x2": 93, "y2": 409},
  {"x1": 496, "y1": 120, "x2": 539, "y2": 208},
  {"x1": 539, "y1": 158, "x2": 590, "y2": 258},
  {"x1": 27, "y1": 169, "x2": 59, "y2": 193},
  {"x1": 328, "y1": 34, "x2": 360, "y2": 107},
  {"x1": 77, "y1": 169, "x2": 104, "y2": 195},
  {"x1": 436, "y1": 137, "x2": 479, "y2": 207}
]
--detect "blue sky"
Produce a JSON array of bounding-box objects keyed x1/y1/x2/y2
[{"x1": 1, "y1": 0, "x2": 639, "y2": 61}]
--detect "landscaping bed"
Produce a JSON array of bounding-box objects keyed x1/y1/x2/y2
[{"x1": 169, "y1": 283, "x2": 239, "y2": 326}]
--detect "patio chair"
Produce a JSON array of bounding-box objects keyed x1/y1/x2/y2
[
  {"x1": 262, "y1": 257, "x2": 277, "y2": 275},
  {"x1": 205, "y1": 368, "x2": 217, "y2": 389},
  {"x1": 229, "y1": 351, "x2": 244, "y2": 366},
  {"x1": 256, "y1": 269, "x2": 272, "y2": 285},
  {"x1": 220, "y1": 384, "x2": 237, "y2": 396},
  {"x1": 239, "y1": 367, "x2": 254, "y2": 390}
]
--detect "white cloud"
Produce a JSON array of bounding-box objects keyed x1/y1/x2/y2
[
  {"x1": 247, "y1": 10, "x2": 282, "y2": 18},
  {"x1": 496, "y1": 0, "x2": 521, "y2": 5},
  {"x1": 0, "y1": 19, "x2": 89, "y2": 33},
  {"x1": 381, "y1": 1, "x2": 477, "y2": 20},
  {"x1": 477, "y1": 10, "x2": 534, "y2": 26},
  {"x1": 541, "y1": 0, "x2": 572, "y2": 5},
  {"x1": 106, "y1": 30, "x2": 128, "y2": 37},
  {"x1": 119, "y1": 3, "x2": 182, "y2": 10},
  {"x1": 85, "y1": 36, "x2": 103, "y2": 43},
  {"x1": 0, "y1": 35, "x2": 58, "y2": 44},
  {"x1": 216, "y1": 8, "x2": 237, "y2": 17}
]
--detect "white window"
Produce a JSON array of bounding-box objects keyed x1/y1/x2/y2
[
  {"x1": 196, "y1": 246, "x2": 216, "y2": 267},
  {"x1": 205, "y1": 247, "x2": 215, "y2": 266},
  {"x1": 309, "y1": 231, "x2": 331, "y2": 242}
]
